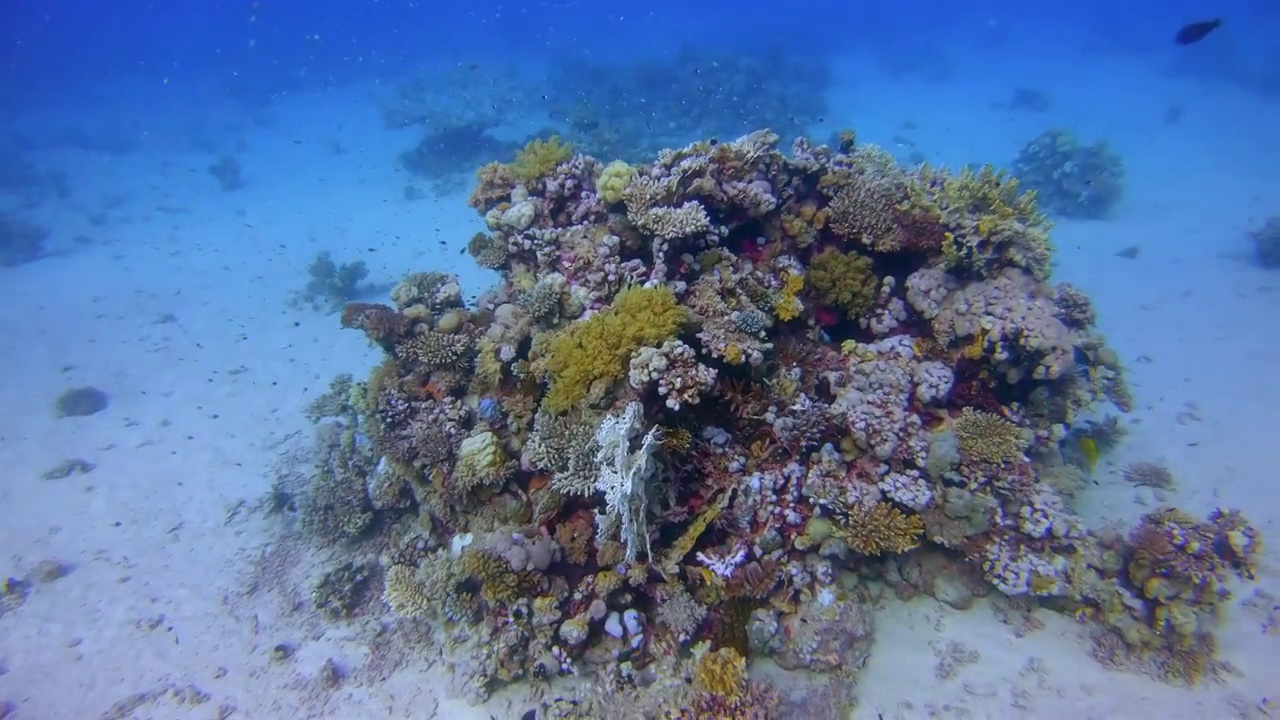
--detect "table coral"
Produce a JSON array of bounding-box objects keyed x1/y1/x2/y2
[{"x1": 317, "y1": 128, "x2": 1262, "y2": 708}]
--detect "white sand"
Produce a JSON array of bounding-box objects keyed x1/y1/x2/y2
[{"x1": 1, "y1": 55, "x2": 1278, "y2": 720}]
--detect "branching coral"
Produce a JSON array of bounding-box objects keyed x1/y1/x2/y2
[
  {"x1": 629, "y1": 339, "x2": 718, "y2": 410},
  {"x1": 951, "y1": 408, "x2": 1028, "y2": 466},
  {"x1": 831, "y1": 501, "x2": 924, "y2": 556},
  {"x1": 541, "y1": 285, "x2": 686, "y2": 413}
]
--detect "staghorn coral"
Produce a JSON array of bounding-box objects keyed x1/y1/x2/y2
[
  {"x1": 631, "y1": 201, "x2": 714, "y2": 240},
  {"x1": 467, "y1": 231, "x2": 510, "y2": 269},
  {"x1": 1012, "y1": 129, "x2": 1125, "y2": 220},
  {"x1": 541, "y1": 285, "x2": 686, "y2": 413},
  {"x1": 1122, "y1": 461, "x2": 1175, "y2": 489}
]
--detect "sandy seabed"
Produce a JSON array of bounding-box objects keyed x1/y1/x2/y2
[{"x1": 1, "y1": 56, "x2": 1278, "y2": 720}]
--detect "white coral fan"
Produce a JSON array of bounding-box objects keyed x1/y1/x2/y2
[
  {"x1": 628, "y1": 339, "x2": 718, "y2": 410},
  {"x1": 594, "y1": 402, "x2": 660, "y2": 563}
]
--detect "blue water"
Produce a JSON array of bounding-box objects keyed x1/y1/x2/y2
[{"x1": 2, "y1": 1, "x2": 1279, "y2": 718}]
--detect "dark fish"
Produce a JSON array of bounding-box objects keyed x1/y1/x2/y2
[{"x1": 1174, "y1": 19, "x2": 1221, "y2": 45}]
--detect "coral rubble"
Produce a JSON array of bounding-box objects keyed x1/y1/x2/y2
[{"x1": 321, "y1": 130, "x2": 1259, "y2": 712}]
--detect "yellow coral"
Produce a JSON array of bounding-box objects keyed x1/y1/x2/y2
[
  {"x1": 461, "y1": 549, "x2": 527, "y2": 606},
  {"x1": 658, "y1": 491, "x2": 729, "y2": 576},
  {"x1": 451, "y1": 430, "x2": 513, "y2": 493},
  {"x1": 722, "y1": 342, "x2": 745, "y2": 365},
  {"x1": 542, "y1": 285, "x2": 686, "y2": 413},
  {"x1": 692, "y1": 646, "x2": 747, "y2": 700},
  {"x1": 594, "y1": 570, "x2": 624, "y2": 597},
  {"x1": 951, "y1": 407, "x2": 1028, "y2": 465},
  {"x1": 808, "y1": 247, "x2": 877, "y2": 317},
  {"x1": 597, "y1": 160, "x2": 635, "y2": 205},
  {"x1": 772, "y1": 270, "x2": 805, "y2": 321},
  {"x1": 511, "y1": 136, "x2": 572, "y2": 185},
  {"x1": 473, "y1": 336, "x2": 504, "y2": 391},
  {"x1": 832, "y1": 502, "x2": 924, "y2": 556}
]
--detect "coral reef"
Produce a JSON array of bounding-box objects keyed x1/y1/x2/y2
[
  {"x1": 207, "y1": 155, "x2": 245, "y2": 191},
  {"x1": 544, "y1": 46, "x2": 829, "y2": 162},
  {"x1": 0, "y1": 212, "x2": 48, "y2": 267},
  {"x1": 1012, "y1": 129, "x2": 1125, "y2": 219},
  {"x1": 1248, "y1": 215, "x2": 1280, "y2": 268},
  {"x1": 300, "y1": 251, "x2": 370, "y2": 312},
  {"x1": 54, "y1": 386, "x2": 110, "y2": 417},
  {"x1": 313, "y1": 129, "x2": 1260, "y2": 711}
]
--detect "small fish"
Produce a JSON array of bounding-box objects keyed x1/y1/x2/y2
[
  {"x1": 1174, "y1": 19, "x2": 1221, "y2": 45},
  {"x1": 1078, "y1": 437, "x2": 1100, "y2": 472}
]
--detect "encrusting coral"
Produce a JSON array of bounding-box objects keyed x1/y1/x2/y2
[{"x1": 316, "y1": 128, "x2": 1261, "y2": 712}]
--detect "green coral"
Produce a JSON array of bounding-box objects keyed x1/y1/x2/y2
[
  {"x1": 919, "y1": 163, "x2": 1053, "y2": 279},
  {"x1": 541, "y1": 285, "x2": 686, "y2": 413},
  {"x1": 951, "y1": 407, "x2": 1028, "y2": 465},
  {"x1": 597, "y1": 160, "x2": 635, "y2": 205},
  {"x1": 511, "y1": 136, "x2": 572, "y2": 185},
  {"x1": 808, "y1": 247, "x2": 877, "y2": 317}
]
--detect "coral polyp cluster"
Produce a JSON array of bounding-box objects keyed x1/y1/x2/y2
[{"x1": 322, "y1": 130, "x2": 1259, "y2": 712}]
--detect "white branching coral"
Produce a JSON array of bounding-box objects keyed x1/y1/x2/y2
[
  {"x1": 696, "y1": 543, "x2": 748, "y2": 579},
  {"x1": 628, "y1": 340, "x2": 718, "y2": 410},
  {"x1": 594, "y1": 401, "x2": 660, "y2": 563}
]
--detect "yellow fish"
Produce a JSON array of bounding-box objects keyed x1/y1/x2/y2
[{"x1": 1078, "y1": 437, "x2": 1100, "y2": 472}]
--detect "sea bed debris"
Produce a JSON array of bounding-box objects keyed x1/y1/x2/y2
[{"x1": 302, "y1": 130, "x2": 1259, "y2": 713}]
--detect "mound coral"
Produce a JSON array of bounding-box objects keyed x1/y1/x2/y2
[
  {"x1": 597, "y1": 160, "x2": 635, "y2": 205},
  {"x1": 319, "y1": 128, "x2": 1260, "y2": 710}
]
